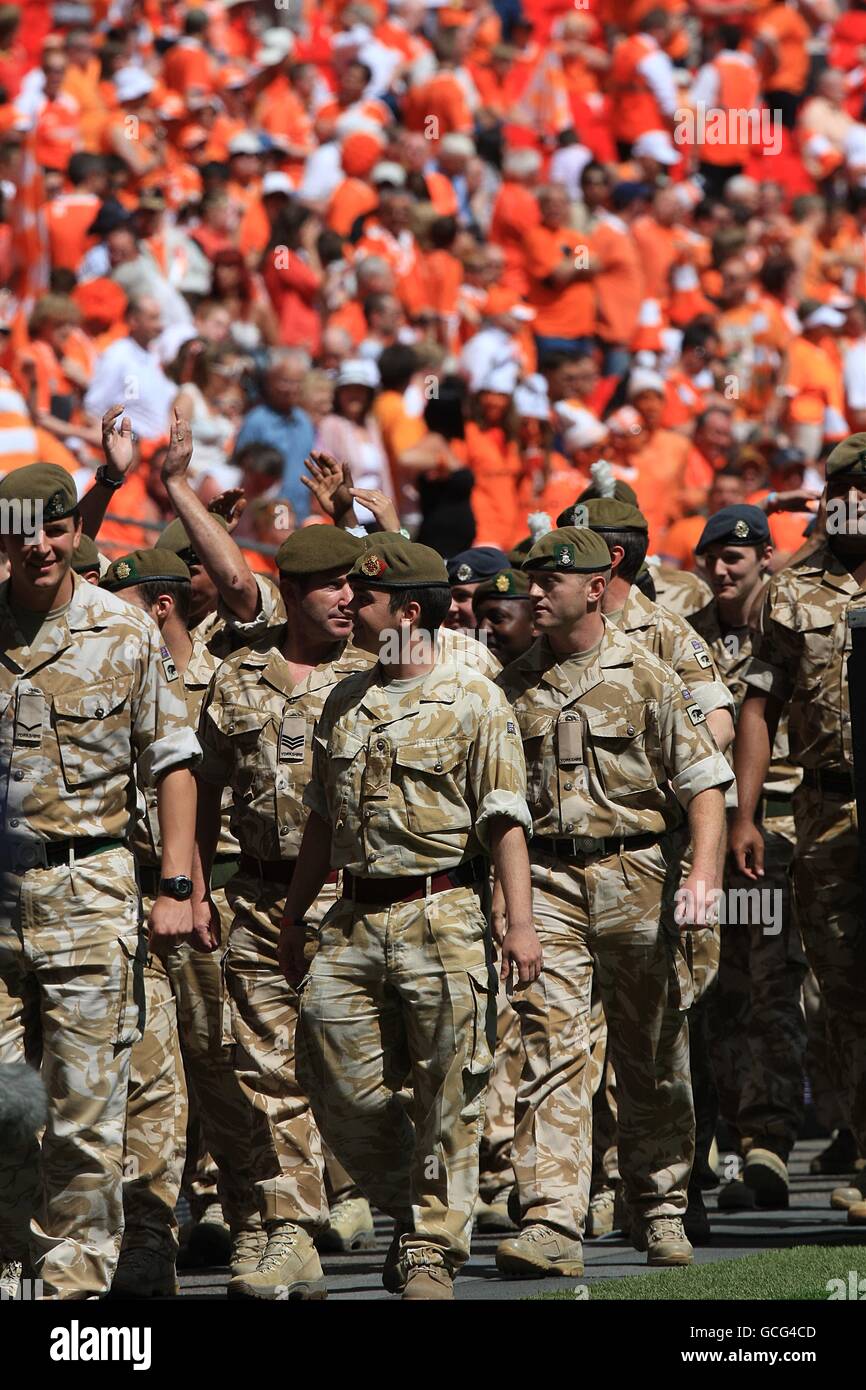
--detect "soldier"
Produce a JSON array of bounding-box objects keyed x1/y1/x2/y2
[
  {"x1": 731, "y1": 434, "x2": 866, "y2": 1226},
  {"x1": 495, "y1": 525, "x2": 731, "y2": 1276},
  {"x1": 446, "y1": 547, "x2": 510, "y2": 633},
  {"x1": 192, "y1": 525, "x2": 375, "y2": 1299},
  {"x1": 471, "y1": 566, "x2": 536, "y2": 1231},
  {"x1": 690, "y1": 505, "x2": 807, "y2": 1207},
  {"x1": 279, "y1": 534, "x2": 539, "y2": 1300},
  {"x1": 471, "y1": 568, "x2": 535, "y2": 669},
  {"x1": 0, "y1": 464, "x2": 200, "y2": 1300},
  {"x1": 70, "y1": 535, "x2": 102, "y2": 584}
]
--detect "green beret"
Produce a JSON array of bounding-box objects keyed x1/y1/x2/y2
[
  {"x1": 524, "y1": 526, "x2": 613, "y2": 574},
  {"x1": 71, "y1": 535, "x2": 101, "y2": 573},
  {"x1": 472, "y1": 568, "x2": 531, "y2": 607},
  {"x1": 825, "y1": 433, "x2": 866, "y2": 479},
  {"x1": 275, "y1": 524, "x2": 365, "y2": 576},
  {"x1": 579, "y1": 497, "x2": 648, "y2": 532},
  {"x1": 159, "y1": 514, "x2": 229, "y2": 564},
  {"x1": 101, "y1": 547, "x2": 191, "y2": 593},
  {"x1": 508, "y1": 538, "x2": 533, "y2": 565},
  {"x1": 349, "y1": 533, "x2": 449, "y2": 589},
  {"x1": 571, "y1": 477, "x2": 639, "y2": 511},
  {"x1": 0, "y1": 463, "x2": 78, "y2": 521}
]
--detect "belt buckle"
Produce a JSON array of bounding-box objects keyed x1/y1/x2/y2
[
  {"x1": 10, "y1": 839, "x2": 48, "y2": 873},
  {"x1": 575, "y1": 836, "x2": 596, "y2": 854}
]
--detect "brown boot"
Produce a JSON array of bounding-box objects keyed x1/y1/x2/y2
[{"x1": 401, "y1": 1247, "x2": 454, "y2": 1301}]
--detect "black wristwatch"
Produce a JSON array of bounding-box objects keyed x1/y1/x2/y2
[
  {"x1": 158, "y1": 875, "x2": 194, "y2": 900},
  {"x1": 95, "y1": 463, "x2": 125, "y2": 491}
]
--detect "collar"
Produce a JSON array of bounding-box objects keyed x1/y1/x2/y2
[
  {"x1": 528, "y1": 619, "x2": 635, "y2": 702},
  {"x1": 796, "y1": 542, "x2": 866, "y2": 599},
  {"x1": 0, "y1": 572, "x2": 112, "y2": 675},
  {"x1": 356, "y1": 658, "x2": 460, "y2": 723}
]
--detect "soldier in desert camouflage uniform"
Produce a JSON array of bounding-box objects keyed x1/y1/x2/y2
[
  {"x1": 495, "y1": 526, "x2": 731, "y2": 1277},
  {"x1": 280, "y1": 534, "x2": 539, "y2": 1301},
  {"x1": 732, "y1": 434, "x2": 866, "y2": 1227},
  {"x1": 688, "y1": 506, "x2": 807, "y2": 1211},
  {"x1": 0, "y1": 464, "x2": 200, "y2": 1301},
  {"x1": 193, "y1": 525, "x2": 375, "y2": 1300}
]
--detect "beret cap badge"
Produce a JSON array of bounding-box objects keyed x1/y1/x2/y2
[
  {"x1": 115, "y1": 560, "x2": 132, "y2": 579},
  {"x1": 558, "y1": 545, "x2": 574, "y2": 567},
  {"x1": 360, "y1": 553, "x2": 386, "y2": 578},
  {"x1": 495, "y1": 572, "x2": 510, "y2": 592},
  {"x1": 733, "y1": 519, "x2": 750, "y2": 539},
  {"x1": 456, "y1": 563, "x2": 473, "y2": 582}
]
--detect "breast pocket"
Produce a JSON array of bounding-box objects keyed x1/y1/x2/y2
[
  {"x1": 327, "y1": 727, "x2": 366, "y2": 838},
  {"x1": 52, "y1": 681, "x2": 131, "y2": 787},
  {"x1": 586, "y1": 706, "x2": 658, "y2": 799},
  {"x1": 393, "y1": 738, "x2": 471, "y2": 836},
  {"x1": 216, "y1": 704, "x2": 274, "y2": 800},
  {"x1": 795, "y1": 618, "x2": 840, "y2": 697},
  {"x1": 519, "y1": 713, "x2": 556, "y2": 820}
]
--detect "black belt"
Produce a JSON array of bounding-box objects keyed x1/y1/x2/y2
[
  {"x1": 237, "y1": 854, "x2": 339, "y2": 887},
  {"x1": 801, "y1": 768, "x2": 854, "y2": 798},
  {"x1": 343, "y1": 856, "x2": 485, "y2": 907},
  {"x1": 0, "y1": 836, "x2": 124, "y2": 874},
  {"x1": 761, "y1": 794, "x2": 794, "y2": 820},
  {"x1": 529, "y1": 832, "x2": 661, "y2": 859}
]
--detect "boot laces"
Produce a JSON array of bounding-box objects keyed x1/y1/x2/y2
[{"x1": 257, "y1": 1230, "x2": 300, "y2": 1271}]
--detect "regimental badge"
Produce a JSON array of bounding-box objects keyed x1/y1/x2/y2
[
  {"x1": 116, "y1": 560, "x2": 132, "y2": 580},
  {"x1": 44, "y1": 489, "x2": 67, "y2": 521},
  {"x1": 558, "y1": 545, "x2": 573, "y2": 568},
  {"x1": 506, "y1": 720, "x2": 516, "y2": 734},
  {"x1": 360, "y1": 553, "x2": 385, "y2": 578},
  {"x1": 686, "y1": 703, "x2": 706, "y2": 725},
  {"x1": 456, "y1": 563, "x2": 473, "y2": 583},
  {"x1": 159, "y1": 644, "x2": 178, "y2": 682},
  {"x1": 733, "y1": 519, "x2": 750, "y2": 540},
  {"x1": 495, "y1": 573, "x2": 510, "y2": 593}
]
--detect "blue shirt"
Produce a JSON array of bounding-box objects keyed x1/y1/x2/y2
[{"x1": 234, "y1": 405, "x2": 316, "y2": 522}]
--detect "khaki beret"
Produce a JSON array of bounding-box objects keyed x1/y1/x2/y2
[
  {"x1": 472, "y1": 568, "x2": 531, "y2": 607},
  {"x1": 524, "y1": 526, "x2": 613, "y2": 574},
  {"x1": 101, "y1": 547, "x2": 191, "y2": 592},
  {"x1": 349, "y1": 533, "x2": 449, "y2": 589},
  {"x1": 275, "y1": 524, "x2": 365, "y2": 576},
  {"x1": 825, "y1": 433, "x2": 866, "y2": 479},
  {"x1": 159, "y1": 514, "x2": 229, "y2": 564},
  {"x1": 579, "y1": 497, "x2": 648, "y2": 532},
  {"x1": 572, "y1": 477, "x2": 639, "y2": 509},
  {"x1": 0, "y1": 463, "x2": 78, "y2": 521},
  {"x1": 71, "y1": 535, "x2": 101, "y2": 573}
]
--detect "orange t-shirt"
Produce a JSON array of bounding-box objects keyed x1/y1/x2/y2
[
  {"x1": 490, "y1": 181, "x2": 541, "y2": 296},
  {"x1": 464, "y1": 420, "x2": 522, "y2": 549},
  {"x1": 632, "y1": 427, "x2": 691, "y2": 551},
  {"x1": 589, "y1": 214, "x2": 644, "y2": 346},
  {"x1": 658, "y1": 513, "x2": 705, "y2": 569},
  {"x1": 523, "y1": 223, "x2": 594, "y2": 339},
  {"x1": 326, "y1": 177, "x2": 379, "y2": 237},
  {"x1": 756, "y1": 4, "x2": 810, "y2": 93},
  {"x1": 162, "y1": 40, "x2": 216, "y2": 94},
  {"x1": 44, "y1": 191, "x2": 101, "y2": 272},
  {"x1": 404, "y1": 71, "x2": 473, "y2": 137},
  {"x1": 516, "y1": 452, "x2": 589, "y2": 533},
  {"x1": 785, "y1": 337, "x2": 845, "y2": 425}
]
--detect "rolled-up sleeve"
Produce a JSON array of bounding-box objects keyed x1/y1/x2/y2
[
  {"x1": 217, "y1": 573, "x2": 287, "y2": 640},
  {"x1": 467, "y1": 684, "x2": 532, "y2": 848},
  {"x1": 132, "y1": 624, "x2": 201, "y2": 786},
  {"x1": 657, "y1": 677, "x2": 734, "y2": 808}
]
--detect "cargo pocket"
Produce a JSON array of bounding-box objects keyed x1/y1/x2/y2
[
  {"x1": 665, "y1": 927, "x2": 694, "y2": 1013},
  {"x1": 219, "y1": 948, "x2": 237, "y2": 1051},
  {"x1": 115, "y1": 928, "x2": 146, "y2": 1049},
  {"x1": 465, "y1": 965, "x2": 496, "y2": 1076}
]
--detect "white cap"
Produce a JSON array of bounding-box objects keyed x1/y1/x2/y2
[
  {"x1": 257, "y1": 28, "x2": 294, "y2": 60},
  {"x1": 562, "y1": 409, "x2": 609, "y2": 451},
  {"x1": 114, "y1": 67, "x2": 155, "y2": 103},
  {"x1": 632, "y1": 129, "x2": 679, "y2": 166},
  {"x1": 626, "y1": 367, "x2": 665, "y2": 399},
  {"x1": 607, "y1": 405, "x2": 644, "y2": 436},
  {"x1": 636, "y1": 298, "x2": 663, "y2": 327},
  {"x1": 372, "y1": 161, "x2": 407, "y2": 187},
  {"x1": 229, "y1": 133, "x2": 263, "y2": 156},
  {"x1": 477, "y1": 362, "x2": 520, "y2": 395},
  {"x1": 513, "y1": 374, "x2": 550, "y2": 421},
  {"x1": 334, "y1": 112, "x2": 383, "y2": 139},
  {"x1": 262, "y1": 171, "x2": 295, "y2": 197},
  {"x1": 336, "y1": 358, "x2": 380, "y2": 389},
  {"x1": 671, "y1": 262, "x2": 700, "y2": 292},
  {"x1": 439, "y1": 133, "x2": 475, "y2": 159},
  {"x1": 804, "y1": 305, "x2": 846, "y2": 331}
]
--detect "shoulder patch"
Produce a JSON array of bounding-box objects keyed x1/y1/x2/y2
[
  {"x1": 506, "y1": 720, "x2": 516, "y2": 734},
  {"x1": 686, "y1": 703, "x2": 705, "y2": 725},
  {"x1": 160, "y1": 644, "x2": 178, "y2": 682}
]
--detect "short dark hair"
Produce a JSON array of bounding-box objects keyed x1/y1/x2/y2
[
  {"x1": 378, "y1": 344, "x2": 417, "y2": 392},
  {"x1": 67, "y1": 152, "x2": 104, "y2": 186},
  {"x1": 387, "y1": 585, "x2": 452, "y2": 633},
  {"x1": 135, "y1": 578, "x2": 192, "y2": 625},
  {"x1": 363, "y1": 292, "x2": 392, "y2": 325},
  {"x1": 598, "y1": 529, "x2": 648, "y2": 583}
]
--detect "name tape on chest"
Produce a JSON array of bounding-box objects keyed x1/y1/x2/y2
[
  {"x1": 557, "y1": 717, "x2": 584, "y2": 767},
  {"x1": 278, "y1": 712, "x2": 306, "y2": 763}
]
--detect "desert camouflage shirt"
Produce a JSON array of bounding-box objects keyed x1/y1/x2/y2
[
  {"x1": 304, "y1": 658, "x2": 531, "y2": 876},
  {"x1": 743, "y1": 542, "x2": 866, "y2": 774},
  {"x1": 437, "y1": 625, "x2": 501, "y2": 677},
  {"x1": 689, "y1": 596, "x2": 801, "y2": 803},
  {"x1": 606, "y1": 585, "x2": 734, "y2": 718},
  {"x1": 197, "y1": 641, "x2": 374, "y2": 861},
  {"x1": 499, "y1": 619, "x2": 733, "y2": 840},
  {"x1": 650, "y1": 564, "x2": 712, "y2": 620},
  {"x1": 0, "y1": 572, "x2": 200, "y2": 842},
  {"x1": 191, "y1": 572, "x2": 287, "y2": 660}
]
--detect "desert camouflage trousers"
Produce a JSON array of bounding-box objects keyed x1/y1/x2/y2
[
  {"x1": 122, "y1": 942, "x2": 187, "y2": 1258},
  {"x1": 791, "y1": 788, "x2": 866, "y2": 1155},
  {"x1": 510, "y1": 843, "x2": 694, "y2": 1241},
  {"x1": 478, "y1": 986, "x2": 522, "y2": 1203},
  {"x1": 0, "y1": 846, "x2": 144, "y2": 1298},
  {"x1": 221, "y1": 872, "x2": 332, "y2": 1233},
  {"x1": 122, "y1": 887, "x2": 260, "y2": 1252},
  {"x1": 708, "y1": 815, "x2": 807, "y2": 1157},
  {"x1": 296, "y1": 884, "x2": 496, "y2": 1268}
]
